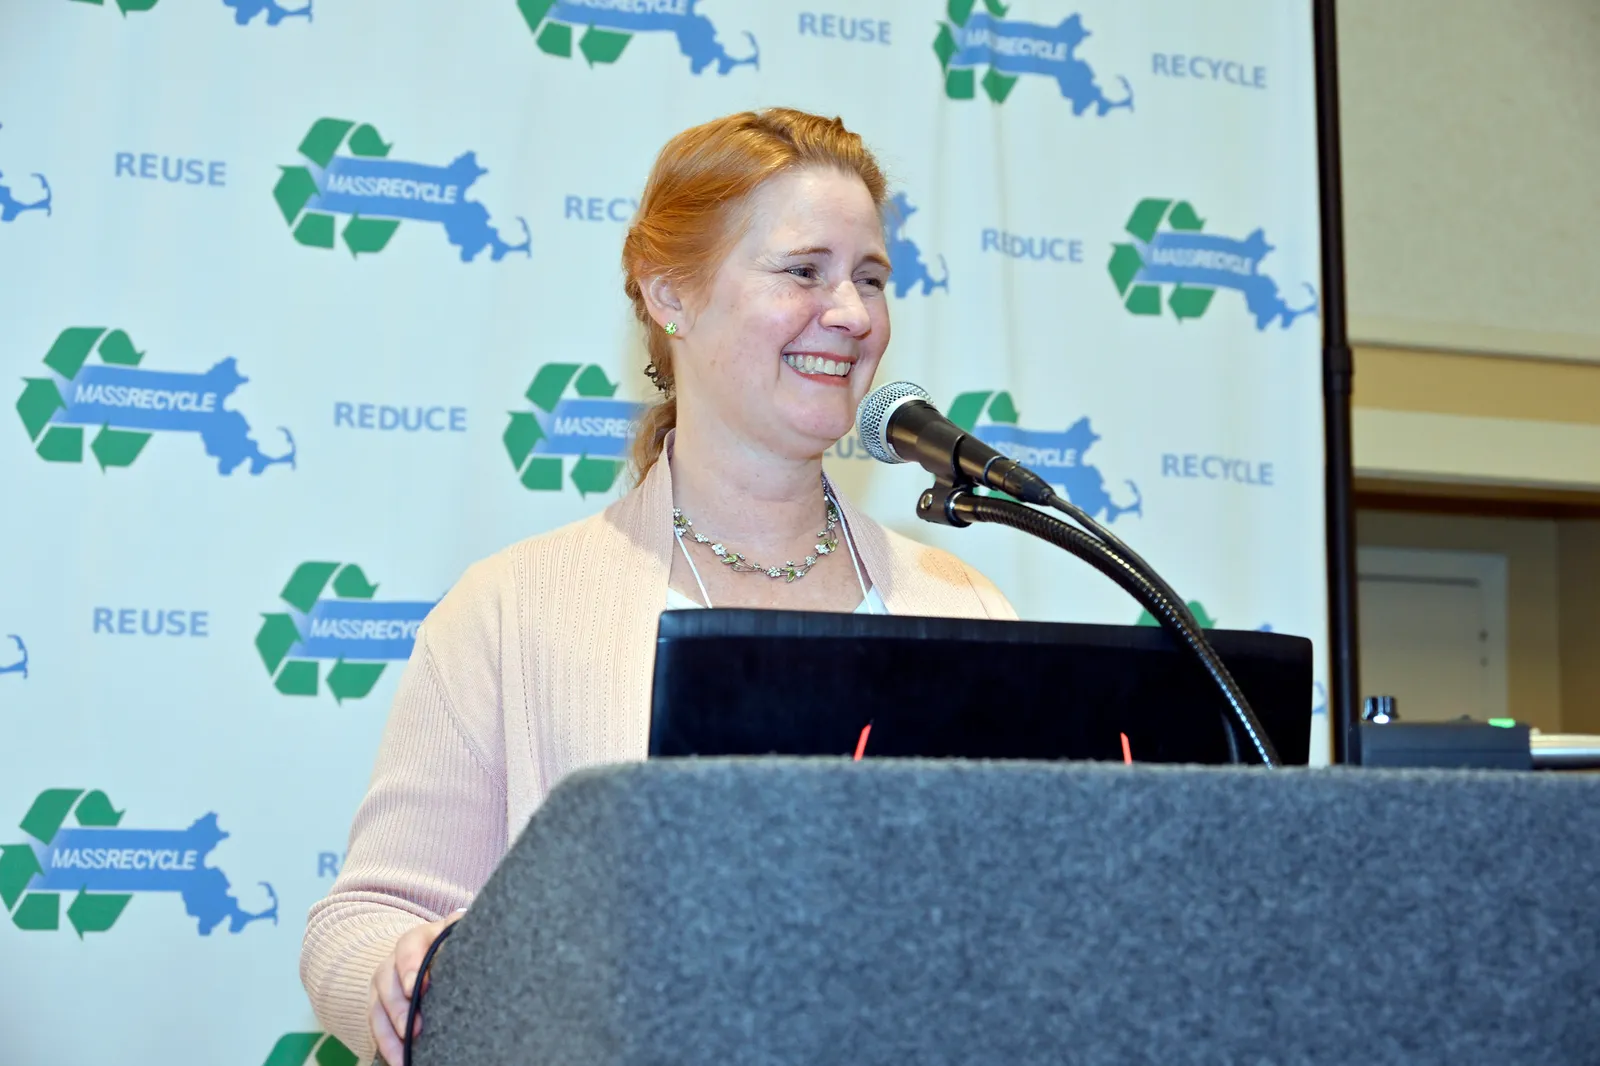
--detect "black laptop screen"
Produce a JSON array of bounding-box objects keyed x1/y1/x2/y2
[{"x1": 649, "y1": 610, "x2": 1312, "y2": 765}]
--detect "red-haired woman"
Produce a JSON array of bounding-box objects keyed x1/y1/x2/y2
[{"x1": 300, "y1": 108, "x2": 1015, "y2": 1064}]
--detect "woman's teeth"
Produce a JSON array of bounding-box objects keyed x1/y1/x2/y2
[{"x1": 782, "y1": 354, "x2": 852, "y2": 377}]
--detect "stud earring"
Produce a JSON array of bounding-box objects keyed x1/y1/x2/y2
[{"x1": 663, "y1": 322, "x2": 678, "y2": 336}]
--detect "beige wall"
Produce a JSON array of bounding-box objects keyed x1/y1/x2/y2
[
  {"x1": 1340, "y1": 2, "x2": 1600, "y2": 736},
  {"x1": 1352, "y1": 346, "x2": 1600, "y2": 494},
  {"x1": 1354, "y1": 348, "x2": 1600, "y2": 426},
  {"x1": 1338, "y1": 0, "x2": 1600, "y2": 362},
  {"x1": 1557, "y1": 521, "x2": 1600, "y2": 733},
  {"x1": 1356, "y1": 511, "x2": 1562, "y2": 731}
]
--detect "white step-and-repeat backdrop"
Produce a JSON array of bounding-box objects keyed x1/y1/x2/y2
[{"x1": 1, "y1": 2, "x2": 1325, "y2": 1061}]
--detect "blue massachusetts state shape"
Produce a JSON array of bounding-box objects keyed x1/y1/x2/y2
[
  {"x1": 1137, "y1": 229, "x2": 1318, "y2": 330},
  {"x1": 946, "y1": 9, "x2": 1131, "y2": 113},
  {"x1": 0, "y1": 170, "x2": 50, "y2": 222},
  {"x1": 32, "y1": 814, "x2": 278, "y2": 935},
  {"x1": 543, "y1": 0, "x2": 759, "y2": 74},
  {"x1": 885, "y1": 193, "x2": 948, "y2": 298},
  {"x1": 0, "y1": 635, "x2": 25, "y2": 679},
  {"x1": 975, "y1": 416, "x2": 1142, "y2": 523},
  {"x1": 53, "y1": 358, "x2": 296, "y2": 475},
  {"x1": 0, "y1": 122, "x2": 52, "y2": 223},
  {"x1": 307, "y1": 151, "x2": 531, "y2": 262},
  {"x1": 222, "y1": 0, "x2": 311, "y2": 25}
]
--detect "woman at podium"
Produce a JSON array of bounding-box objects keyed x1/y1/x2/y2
[{"x1": 300, "y1": 107, "x2": 1015, "y2": 1064}]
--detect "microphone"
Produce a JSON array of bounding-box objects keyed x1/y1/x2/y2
[{"x1": 855, "y1": 381, "x2": 1055, "y2": 505}]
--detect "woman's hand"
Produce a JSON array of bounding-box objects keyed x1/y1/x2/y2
[{"x1": 369, "y1": 910, "x2": 465, "y2": 1064}]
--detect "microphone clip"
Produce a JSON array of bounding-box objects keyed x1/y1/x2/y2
[{"x1": 916, "y1": 476, "x2": 977, "y2": 528}]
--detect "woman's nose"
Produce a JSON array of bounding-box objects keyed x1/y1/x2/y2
[{"x1": 821, "y1": 279, "x2": 871, "y2": 335}]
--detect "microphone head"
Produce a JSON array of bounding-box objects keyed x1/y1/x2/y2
[{"x1": 855, "y1": 380, "x2": 932, "y2": 464}]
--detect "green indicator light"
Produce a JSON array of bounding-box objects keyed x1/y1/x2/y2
[{"x1": 1487, "y1": 718, "x2": 1517, "y2": 728}]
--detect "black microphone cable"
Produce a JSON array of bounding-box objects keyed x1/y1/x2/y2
[
  {"x1": 1035, "y1": 489, "x2": 1250, "y2": 763},
  {"x1": 954, "y1": 477, "x2": 1249, "y2": 760},
  {"x1": 858, "y1": 382, "x2": 1273, "y2": 763},
  {"x1": 401, "y1": 920, "x2": 458, "y2": 1066},
  {"x1": 1039, "y1": 490, "x2": 1209, "y2": 638},
  {"x1": 944, "y1": 491, "x2": 1280, "y2": 766}
]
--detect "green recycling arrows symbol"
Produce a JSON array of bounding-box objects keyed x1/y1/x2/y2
[
  {"x1": 946, "y1": 388, "x2": 1020, "y2": 433},
  {"x1": 2, "y1": 789, "x2": 131, "y2": 935},
  {"x1": 1136, "y1": 600, "x2": 1220, "y2": 629},
  {"x1": 274, "y1": 119, "x2": 399, "y2": 256},
  {"x1": 261, "y1": 1032, "x2": 358, "y2": 1066},
  {"x1": 944, "y1": 389, "x2": 1024, "y2": 500},
  {"x1": 255, "y1": 562, "x2": 386, "y2": 701},
  {"x1": 1107, "y1": 198, "x2": 1214, "y2": 320},
  {"x1": 934, "y1": 0, "x2": 1018, "y2": 103},
  {"x1": 517, "y1": 0, "x2": 632, "y2": 65},
  {"x1": 16, "y1": 327, "x2": 152, "y2": 468},
  {"x1": 66, "y1": 0, "x2": 161, "y2": 13},
  {"x1": 503, "y1": 363, "x2": 626, "y2": 497}
]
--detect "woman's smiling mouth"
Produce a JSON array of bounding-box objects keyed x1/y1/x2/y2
[{"x1": 781, "y1": 352, "x2": 854, "y2": 378}]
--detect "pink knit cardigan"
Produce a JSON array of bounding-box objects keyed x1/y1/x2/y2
[{"x1": 299, "y1": 453, "x2": 1016, "y2": 1061}]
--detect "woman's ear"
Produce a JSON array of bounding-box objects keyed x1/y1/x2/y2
[{"x1": 642, "y1": 275, "x2": 691, "y2": 333}]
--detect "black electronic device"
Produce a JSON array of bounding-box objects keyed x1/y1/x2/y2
[
  {"x1": 1351, "y1": 718, "x2": 1533, "y2": 770},
  {"x1": 649, "y1": 609, "x2": 1312, "y2": 765}
]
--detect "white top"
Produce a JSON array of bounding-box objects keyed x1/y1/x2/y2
[{"x1": 665, "y1": 584, "x2": 888, "y2": 614}]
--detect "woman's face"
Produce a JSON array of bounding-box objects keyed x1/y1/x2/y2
[{"x1": 675, "y1": 166, "x2": 891, "y2": 459}]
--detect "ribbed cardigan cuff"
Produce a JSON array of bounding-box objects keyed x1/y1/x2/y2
[{"x1": 302, "y1": 908, "x2": 424, "y2": 1064}]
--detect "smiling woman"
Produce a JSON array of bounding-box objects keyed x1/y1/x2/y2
[
  {"x1": 299, "y1": 109, "x2": 1016, "y2": 1066},
  {"x1": 622, "y1": 109, "x2": 891, "y2": 479}
]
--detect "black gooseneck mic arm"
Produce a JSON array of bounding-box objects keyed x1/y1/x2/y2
[
  {"x1": 917, "y1": 477, "x2": 1280, "y2": 767},
  {"x1": 858, "y1": 380, "x2": 1277, "y2": 764},
  {"x1": 1036, "y1": 485, "x2": 1247, "y2": 764}
]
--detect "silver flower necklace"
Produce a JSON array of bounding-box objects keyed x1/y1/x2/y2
[{"x1": 671, "y1": 493, "x2": 840, "y2": 583}]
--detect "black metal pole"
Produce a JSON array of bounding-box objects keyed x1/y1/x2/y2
[{"x1": 1313, "y1": 0, "x2": 1359, "y2": 762}]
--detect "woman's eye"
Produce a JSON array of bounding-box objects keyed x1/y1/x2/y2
[
  {"x1": 787, "y1": 265, "x2": 819, "y2": 280},
  {"x1": 857, "y1": 276, "x2": 886, "y2": 290}
]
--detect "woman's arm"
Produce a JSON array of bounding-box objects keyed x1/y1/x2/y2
[{"x1": 300, "y1": 628, "x2": 508, "y2": 1064}]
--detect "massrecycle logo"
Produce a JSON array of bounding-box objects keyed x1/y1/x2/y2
[
  {"x1": 1, "y1": 635, "x2": 26, "y2": 680},
  {"x1": 949, "y1": 388, "x2": 1141, "y2": 522},
  {"x1": 886, "y1": 193, "x2": 948, "y2": 298},
  {"x1": 934, "y1": 0, "x2": 1132, "y2": 112},
  {"x1": 256, "y1": 563, "x2": 436, "y2": 702},
  {"x1": 0, "y1": 788, "x2": 277, "y2": 936},
  {"x1": 518, "y1": 0, "x2": 758, "y2": 74},
  {"x1": 503, "y1": 363, "x2": 645, "y2": 496},
  {"x1": 1108, "y1": 198, "x2": 1319, "y2": 330},
  {"x1": 15, "y1": 327, "x2": 295, "y2": 474},
  {"x1": 262, "y1": 1033, "x2": 357, "y2": 1066},
  {"x1": 274, "y1": 118, "x2": 530, "y2": 261},
  {"x1": 0, "y1": 123, "x2": 51, "y2": 225},
  {"x1": 68, "y1": 0, "x2": 312, "y2": 25}
]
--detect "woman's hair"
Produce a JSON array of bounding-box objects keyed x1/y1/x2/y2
[{"x1": 622, "y1": 108, "x2": 889, "y2": 481}]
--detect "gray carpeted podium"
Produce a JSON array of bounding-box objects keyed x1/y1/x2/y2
[{"x1": 415, "y1": 759, "x2": 1599, "y2": 1065}]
